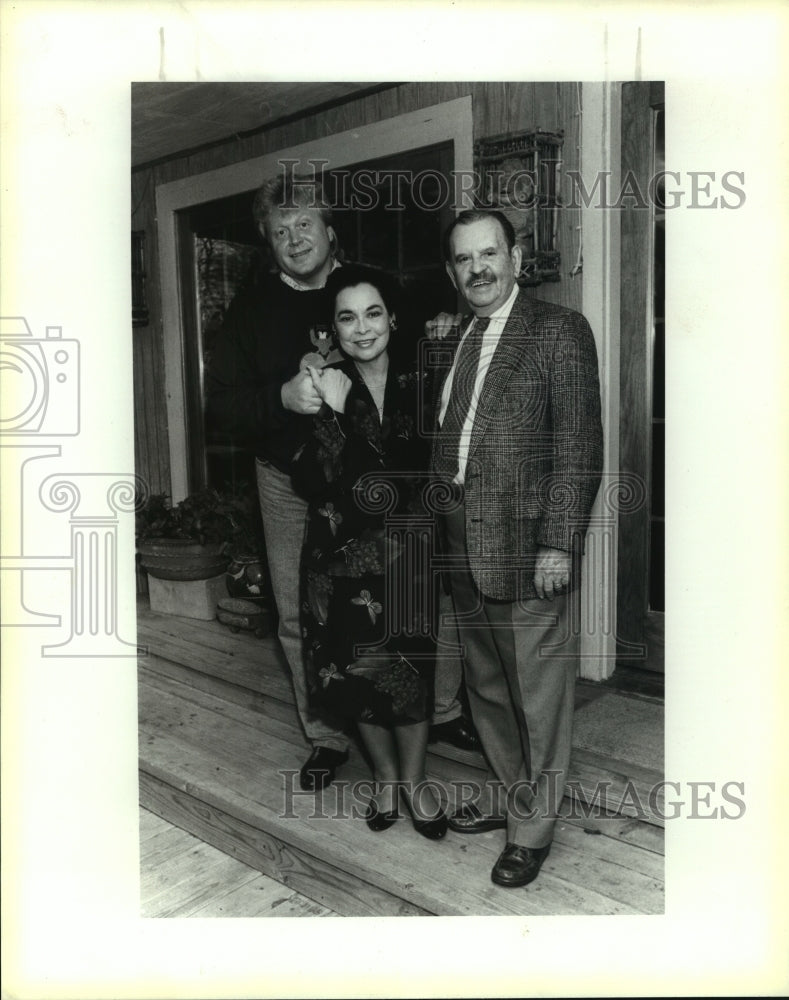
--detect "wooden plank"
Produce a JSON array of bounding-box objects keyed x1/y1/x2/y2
[
  {"x1": 563, "y1": 808, "x2": 665, "y2": 858},
  {"x1": 140, "y1": 823, "x2": 198, "y2": 871},
  {"x1": 139, "y1": 806, "x2": 171, "y2": 842},
  {"x1": 143, "y1": 768, "x2": 647, "y2": 919},
  {"x1": 139, "y1": 810, "x2": 336, "y2": 919},
  {"x1": 139, "y1": 626, "x2": 665, "y2": 834},
  {"x1": 141, "y1": 835, "x2": 260, "y2": 918},
  {"x1": 473, "y1": 81, "x2": 510, "y2": 138},
  {"x1": 141, "y1": 652, "x2": 275, "y2": 717},
  {"x1": 188, "y1": 874, "x2": 335, "y2": 919},
  {"x1": 617, "y1": 81, "x2": 654, "y2": 656},
  {"x1": 426, "y1": 745, "x2": 665, "y2": 858},
  {"x1": 142, "y1": 657, "x2": 665, "y2": 837},
  {"x1": 138, "y1": 599, "x2": 281, "y2": 651},
  {"x1": 140, "y1": 771, "x2": 428, "y2": 918},
  {"x1": 532, "y1": 81, "x2": 560, "y2": 132},
  {"x1": 548, "y1": 823, "x2": 663, "y2": 914},
  {"x1": 140, "y1": 629, "x2": 665, "y2": 826},
  {"x1": 139, "y1": 677, "x2": 660, "y2": 916},
  {"x1": 142, "y1": 653, "x2": 317, "y2": 749},
  {"x1": 425, "y1": 723, "x2": 664, "y2": 827},
  {"x1": 138, "y1": 629, "x2": 293, "y2": 704},
  {"x1": 567, "y1": 750, "x2": 664, "y2": 827}
]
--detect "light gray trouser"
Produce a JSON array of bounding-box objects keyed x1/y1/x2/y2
[{"x1": 256, "y1": 459, "x2": 348, "y2": 752}]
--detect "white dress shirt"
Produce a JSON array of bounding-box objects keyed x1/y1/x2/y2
[{"x1": 438, "y1": 283, "x2": 520, "y2": 485}]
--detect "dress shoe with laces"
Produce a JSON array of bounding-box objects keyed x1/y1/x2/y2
[
  {"x1": 299, "y1": 746, "x2": 349, "y2": 791},
  {"x1": 428, "y1": 715, "x2": 481, "y2": 752},
  {"x1": 447, "y1": 802, "x2": 507, "y2": 834},
  {"x1": 491, "y1": 842, "x2": 551, "y2": 888},
  {"x1": 364, "y1": 801, "x2": 399, "y2": 832}
]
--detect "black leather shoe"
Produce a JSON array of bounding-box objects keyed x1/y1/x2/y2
[
  {"x1": 412, "y1": 813, "x2": 449, "y2": 840},
  {"x1": 401, "y1": 792, "x2": 449, "y2": 840},
  {"x1": 299, "y1": 746, "x2": 349, "y2": 791},
  {"x1": 491, "y1": 842, "x2": 551, "y2": 888},
  {"x1": 364, "y1": 801, "x2": 399, "y2": 832},
  {"x1": 428, "y1": 715, "x2": 481, "y2": 752},
  {"x1": 447, "y1": 802, "x2": 507, "y2": 834},
  {"x1": 405, "y1": 805, "x2": 448, "y2": 840}
]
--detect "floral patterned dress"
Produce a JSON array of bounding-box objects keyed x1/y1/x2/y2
[{"x1": 291, "y1": 359, "x2": 436, "y2": 727}]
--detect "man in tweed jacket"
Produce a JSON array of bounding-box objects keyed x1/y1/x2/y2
[{"x1": 431, "y1": 209, "x2": 603, "y2": 888}]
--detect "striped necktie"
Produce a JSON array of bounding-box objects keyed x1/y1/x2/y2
[{"x1": 433, "y1": 316, "x2": 490, "y2": 479}]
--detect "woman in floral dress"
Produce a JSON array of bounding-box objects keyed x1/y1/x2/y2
[{"x1": 291, "y1": 265, "x2": 447, "y2": 839}]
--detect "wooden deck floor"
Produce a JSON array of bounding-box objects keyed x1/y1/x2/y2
[
  {"x1": 138, "y1": 598, "x2": 665, "y2": 917},
  {"x1": 140, "y1": 807, "x2": 334, "y2": 917}
]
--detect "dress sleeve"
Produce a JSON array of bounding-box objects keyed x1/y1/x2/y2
[{"x1": 290, "y1": 404, "x2": 350, "y2": 499}]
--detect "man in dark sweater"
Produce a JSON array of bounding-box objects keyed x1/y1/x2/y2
[
  {"x1": 207, "y1": 171, "x2": 478, "y2": 792},
  {"x1": 206, "y1": 174, "x2": 351, "y2": 791}
]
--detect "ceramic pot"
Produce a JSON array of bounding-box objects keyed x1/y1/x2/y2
[
  {"x1": 225, "y1": 554, "x2": 270, "y2": 602},
  {"x1": 138, "y1": 538, "x2": 230, "y2": 581}
]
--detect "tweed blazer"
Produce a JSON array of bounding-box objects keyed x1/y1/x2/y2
[{"x1": 431, "y1": 290, "x2": 604, "y2": 601}]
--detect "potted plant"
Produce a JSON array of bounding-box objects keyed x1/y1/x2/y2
[
  {"x1": 137, "y1": 489, "x2": 236, "y2": 581},
  {"x1": 136, "y1": 485, "x2": 270, "y2": 620}
]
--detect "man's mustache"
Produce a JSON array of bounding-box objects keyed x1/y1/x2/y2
[{"x1": 465, "y1": 272, "x2": 494, "y2": 286}]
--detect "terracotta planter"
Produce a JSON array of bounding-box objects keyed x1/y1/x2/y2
[{"x1": 138, "y1": 538, "x2": 230, "y2": 581}]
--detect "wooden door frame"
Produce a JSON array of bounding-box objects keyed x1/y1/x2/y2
[
  {"x1": 617, "y1": 81, "x2": 665, "y2": 671},
  {"x1": 579, "y1": 82, "x2": 621, "y2": 681}
]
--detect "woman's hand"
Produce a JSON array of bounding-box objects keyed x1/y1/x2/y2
[{"x1": 307, "y1": 365, "x2": 352, "y2": 414}]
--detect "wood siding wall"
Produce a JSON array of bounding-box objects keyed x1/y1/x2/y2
[{"x1": 131, "y1": 82, "x2": 584, "y2": 499}]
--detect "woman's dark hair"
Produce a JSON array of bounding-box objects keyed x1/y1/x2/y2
[{"x1": 325, "y1": 264, "x2": 400, "y2": 319}]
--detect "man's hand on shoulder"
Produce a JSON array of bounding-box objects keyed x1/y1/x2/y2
[
  {"x1": 424, "y1": 312, "x2": 462, "y2": 340},
  {"x1": 281, "y1": 370, "x2": 323, "y2": 415},
  {"x1": 534, "y1": 546, "x2": 571, "y2": 600}
]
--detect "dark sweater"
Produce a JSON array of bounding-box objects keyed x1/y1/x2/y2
[{"x1": 205, "y1": 273, "x2": 336, "y2": 473}]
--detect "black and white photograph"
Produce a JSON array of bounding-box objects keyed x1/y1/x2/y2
[
  {"x1": 2, "y1": 3, "x2": 787, "y2": 998},
  {"x1": 132, "y1": 79, "x2": 667, "y2": 919}
]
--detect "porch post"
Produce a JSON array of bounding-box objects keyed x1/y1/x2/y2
[{"x1": 579, "y1": 81, "x2": 622, "y2": 680}]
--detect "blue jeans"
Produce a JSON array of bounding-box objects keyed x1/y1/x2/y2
[{"x1": 256, "y1": 460, "x2": 348, "y2": 752}]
